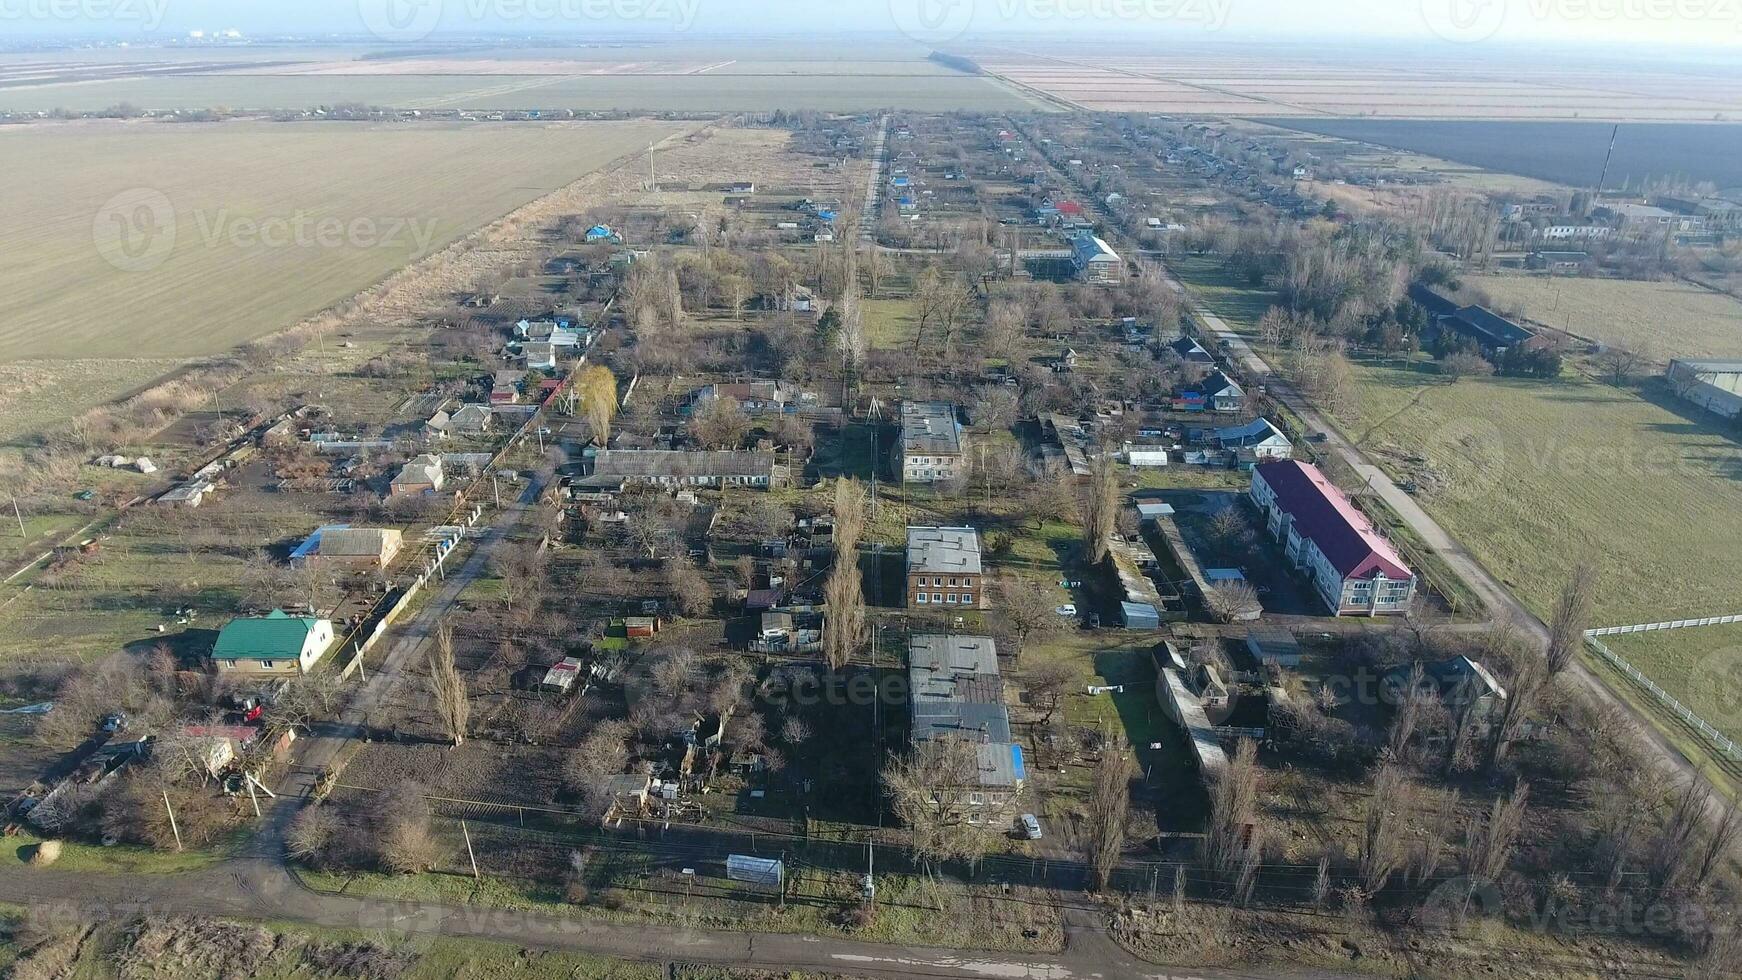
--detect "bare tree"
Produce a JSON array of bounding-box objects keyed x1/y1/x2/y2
[
  {"x1": 286, "y1": 805, "x2": 338, "y2": 866},
  {"x1": 1087, "y1": 734, "x2": 1134, "y2": 891},
  {"x1": 664, "y1": 559, "x2": 713, "y2": 618},
  {"x1": 822, "y1": 478, "x2": 868, "y2": 671},
  {"x1": 427, "y1": 622, "x2": 470, "y2": 747},
  {"x1": 1203, "y1": 581, "x2": 1261, "y2": 623},
  {"x1": 1083, "y1": 454, "x2": 1119, "y2": 564},
  {"x1": 883, "y1": 737, "x2": 1003, "y2": 873},
  {"x1": 1458, "y1": 782, "x2": 1529, "y2": 922},
  {"x1": 1597, "y1": 343, "x2": 1650, "y2": 387},
  {"x1": 1386, "y1": 662, "x2": 1433, "y2": 764},
  {"x1": 1544, "y1": 563, "x2": 1596, "y2": 677},
  {"x1": 374, "y1": 780, "x2": 437, "y2": 874},
  {"x1": 1023, "y1": 657, "x2": 1076, "y2": 726},
  {"x1": 1206, "y1": 739, "x2": 1261, "y2": 883},
  {"x1": 576, "y1": 365, "x2": 619, "y2": 445},
  {"x1": 1000, "y1": 575, "x2": 1061, "y2": 657},
  {"x1": 1359, "y1": 764, "x2": 1408, "y2": 894}
]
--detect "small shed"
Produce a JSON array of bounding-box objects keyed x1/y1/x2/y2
[
  {"x1": 625, "y1": 616, "x2": 660, "y2": 639},
  {"x1": 1246, "y1": 627, "x2": 1303, "y2": 669},
  {"x1": 541, "y1": 657, "x2": 585, "y2": 694},
  {"x1": 1120, "y1": 601, "x2": 1161, "y2": 630}
]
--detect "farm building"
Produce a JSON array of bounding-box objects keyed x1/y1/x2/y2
[
  {"x1": 576, "y1": 450, "x2": 780, "y2": 491},
  {"x1": 1527, "y1": 250, "x2": 1590, "y2": 273},
  {"x1": 898, "y1": 401, "x2": 966, "y2": 485},
  {"x1": 211, "y1": 610, "x2": 334, "y2": 676},
  {"x1": 906, "y1": 526, "x2": 984, "y2": 610},
  {"x1": 907, "y1": 634, "x2": 1024, "y2": 819},
  {"x1": 1070, "y1": 231, "x2": 1124, "y2": 284},
  {"x1": 1249, "y1": 460, "x2": 1416, "y2": 616},
  {"x1": 1667, "y1": 359, "x2": 1742, "y2": 420},
  {"x1": 390, "y1": 454, "x2": 446, "y2": 496},
  {"x1": 299, "y1": 527, "x2": 403, "y2": 570},
  {"x1": 1441, "y1": 305, "x2": 1544, "y2": 356}
]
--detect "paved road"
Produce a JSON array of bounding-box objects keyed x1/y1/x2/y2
[{"x1": 0, "y1": 858, "x2": 1359, "y2": 980}]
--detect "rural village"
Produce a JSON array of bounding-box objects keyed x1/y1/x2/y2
[{"x1": 2, "y1": 34, "x2": 1742, "y2": 980}]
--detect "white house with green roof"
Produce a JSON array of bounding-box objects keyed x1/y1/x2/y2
[{"x1": 211, "y1": 610, "x2": 334, "y2": 676}]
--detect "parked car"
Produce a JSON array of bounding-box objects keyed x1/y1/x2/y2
[
  {"x1": 1054, "y1": 604, "x2": 1077, "y2": 617},
  {"x1": 1018, "y1": 814, "x2": 1044, "y2": 840}
]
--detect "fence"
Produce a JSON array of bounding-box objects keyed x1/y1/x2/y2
[
  {"x1": 1586, "y1": 613, "x2": 1742, "y2": 637},
  {"x1": 1582, "y1": 635, "x2": 1741, "y2": 764}
]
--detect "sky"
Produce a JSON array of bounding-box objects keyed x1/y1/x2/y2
[{"x1": 6, "y1": 0, "x2": 1742, "y2": 50}]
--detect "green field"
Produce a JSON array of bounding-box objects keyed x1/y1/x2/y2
[
  {"x1": 1598, "y1": 623, "x2": 1742, "y2": 742},
  {"x1": 0, "y1": 73, "x2": 1044, "y2": 114},
  {"x1": 0, "y1": 119, "x2": 678, "y2": 362},
  {"x1": 1464, "y1": 273, "x2": 1742, "y2": 359},
  {"x1": 1337, "y1": 361, "x2": 1742, "y2": 625}
]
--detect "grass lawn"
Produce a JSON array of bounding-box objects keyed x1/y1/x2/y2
[
  {"x1": 1598, "y1": 622, "x2": 1742, "y2": 742},
  {"x1": 3, "y1": 829, "x2": 234, "y2": 874},
  {"x1": 1166, "y1": 254, "x2": 1280, "y2": 333},
  {"x1": 1336, "y1": 361, "x2": 1742, "y2": 624},
  {"x1": 860, "y1": 298, "x2": 920, "y2": 351},
  {"x1": 1464, "y1": 273, "x2": 1742, "y2": 359},
  {"x1": 1336, "y1": 359, "x2": 1742, "y2": 731},
  {"x1": 304, "y1": 858, "x2": 1062, "y2": 954}
]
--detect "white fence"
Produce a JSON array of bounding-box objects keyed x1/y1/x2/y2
[
  {"x1": 1586, "y1": 613, "x2": 1742, "y2": 637},
  {"x1": 1583, "y1": 635, "x2": 1742, "y2": 763}
]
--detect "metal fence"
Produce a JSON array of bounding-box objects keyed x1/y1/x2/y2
[{"x1": 1582, "y1": 635, "x2": 1742, "y2": 763}]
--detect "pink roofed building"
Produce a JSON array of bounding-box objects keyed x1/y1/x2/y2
[{"x1": 1249, "y1": 460, "x2": 1417, "y2": 616}]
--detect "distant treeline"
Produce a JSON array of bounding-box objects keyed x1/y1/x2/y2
[{"x1": 928, "y1": 52, "x2": 982, "y2": 75}]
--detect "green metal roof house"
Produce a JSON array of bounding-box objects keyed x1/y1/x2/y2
[{"x1": 211, "y1": 610, "x2": 335, "y2": 676}]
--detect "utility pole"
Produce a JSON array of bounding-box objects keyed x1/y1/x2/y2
[
  {"x1": 11, "y1": 498, "x2": 23, "y2": 538},
  {"x1": 162, "y1": 791, "x2": 183, "y2": 851},
  {"x1": 462, "y1": 819, "x2": 480, "y2": 880},
  {"x1": 246, "y1": 774, "x2": 261, "y2": 818}
]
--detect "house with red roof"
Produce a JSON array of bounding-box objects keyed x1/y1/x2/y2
[{"x1": 1249, "y1": 460, "x2": 1416, "y2": 616}]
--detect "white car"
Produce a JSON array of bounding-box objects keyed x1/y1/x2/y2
[
  {"x1": 1054, "y1": 604, "x2": 1077, "y2": 617},
  {"x1": 1018, "y1": 814, "x2": 1043, "y2": 840}
]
